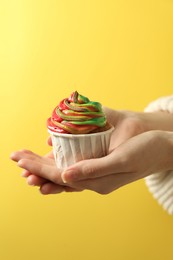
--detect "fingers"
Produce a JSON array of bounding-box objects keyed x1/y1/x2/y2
[
  {"x1": 47, "y1": 136, "x2": 52, "y2": 146},
  {"x1": 44, "y1": 151, "x2": 54, "y2": 159},
  {"x1": 10, "y1": 148, "x2": 83, "y2": 195},
  {"x1": 68, "y1": 171, "x2": 139, "y2": 195},
  {"x1": 24, "y1": 176, "x2": 70, "y2": 195},
  {"x1": 18, "y1": 158, "x2": 63, "y2": 184},
  {"x1": 11, "y1": 150, "x2": 52, "y2": 183},
  {"x1": 40, "y1": 182, "x2": 66, "y2": 194},
  {"x1": 10, "y1": 149, "x2": 54, "y2": 166},
  {"x1": 40, "y1": 182, "x2": 82, "y2": 194},
  {"x1": 21, "y1": 172, "x2": 79, "y2": 194},
  {"x1": 27, "y1": 175, "x2": 48, "y2": 186},
  {"x1": 61, "y1": 150, "x2": 126, "y2": 183},
  {"x1": 23, "y1": 174, "x2": 83, "y2": 194},
  {"x1": 10, "y1": 149, "x2": 39, "y2": 162},
  {"x1": 21, "y1": 169, "x2": 31, "y2": 177}
]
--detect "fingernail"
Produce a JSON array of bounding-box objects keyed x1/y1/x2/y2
[
  {"x1": 21, "y1": 170, "x2": 30, "y2": 177},
  {"x1": 40, "y1": 186, "x2": 48, "y2": 195},
  {"x1": 27, "y1": 176, "x2": 35, "y2": 186},
  {"x1": 27, "y1": 179, "x2": 35, "y2": 186},
  {"x1": 61, "y1": 171, "x2": 67, "y2": 183},
  {"x1": 17, "y1": 160, "x2": 22, "y2": 167},
  {"x1": 61, "y1": 170, "x2": 77, "y2": 183},
  {"x1": 21, "y1": 172, "x2": 27, "y2": 177},
  {"x1": 10, "y1": 152, "x2": 15, "y2": 160}
]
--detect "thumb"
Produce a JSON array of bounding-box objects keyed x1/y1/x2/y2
[
  {"x1": 61, "y1": 152, "x2": 124, "y2": 183},
  {"x1": 47, "y1": 136, "x2": 52, "y2": 146}
]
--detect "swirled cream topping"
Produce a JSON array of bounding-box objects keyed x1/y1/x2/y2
[{"x1": 47, "y1": 91, "x2": 108, "y2": 134}]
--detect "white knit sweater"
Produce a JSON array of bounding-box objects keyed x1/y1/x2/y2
[{"x1": 144, "y1": 96, "x2": 173, "y2": 215}]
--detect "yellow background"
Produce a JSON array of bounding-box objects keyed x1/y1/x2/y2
[{"x1": 1, "y1": 0, "x2": 173, "y2": 259}]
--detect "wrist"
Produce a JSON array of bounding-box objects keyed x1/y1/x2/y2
[
  {"x1": 139, "y1": 111, "x2": 173, "y2": 132},
  {"x1": 145, "y1": 130, "x2": 173, "y2": 172}
]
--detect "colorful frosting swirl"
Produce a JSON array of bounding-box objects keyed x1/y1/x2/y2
[{"x1": 47, "y1": 91, "x2": 107, "y2": 134}]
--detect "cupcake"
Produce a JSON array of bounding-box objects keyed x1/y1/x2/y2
[{"x1": 47, "y1": 91, "x2": 114, "y2": 169}]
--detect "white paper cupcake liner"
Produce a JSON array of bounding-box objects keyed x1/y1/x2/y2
[{"x1": 48, "y1": 127, "x2": 114, "y2": 169}]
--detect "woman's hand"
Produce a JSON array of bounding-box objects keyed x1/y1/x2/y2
[
  {"x1": 10, "y1": 108, "x2": 173, "y2": 194},
  {"x1": 10, "y1": 108, "x2": 146, "y2": 193},
  {"x1": 10, "y1": 149, "x2": 84, "y2": 194},
  {"x1": 11, "y1": 130, "x2": 173, "y2": 194},
  {"x1": 61, "y1": 130, "x2": 173, "y2": 194}
]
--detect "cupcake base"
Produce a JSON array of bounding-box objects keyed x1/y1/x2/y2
[{"x1": 48, "y1": 126, "x2": 114, "y2": 170}]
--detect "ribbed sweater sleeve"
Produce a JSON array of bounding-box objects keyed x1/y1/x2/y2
[{"x1": 144, "y1": 96, "x2": 173, "y2": 215}]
